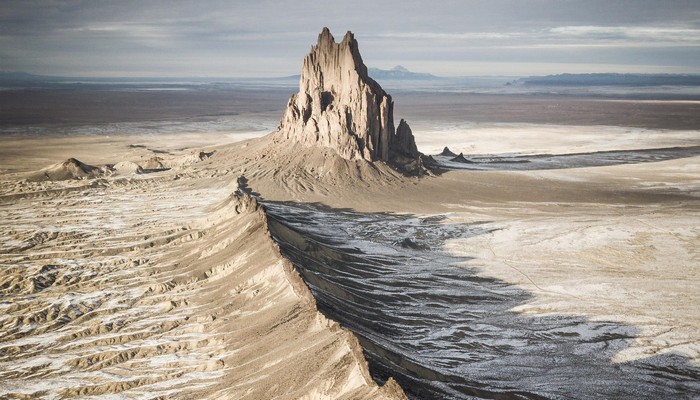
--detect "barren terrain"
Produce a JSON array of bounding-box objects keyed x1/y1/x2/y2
[{"x1": 1, "y1": 90, "x2": 699, "y2": 399}]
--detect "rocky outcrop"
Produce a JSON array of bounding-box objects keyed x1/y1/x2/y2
[
  {"x1": 440, "y1": 147, "x2": 457, "y2": 157},
  {"x1": 28, "y1": 158, "x2": 103, "y2": 182},
  {"x1": 113, "y1": 161, "x2": 144, "y2": 175},
  {"x1": 276, "y1": 28, "x2": 423, "y2": 174},
  {"x1": 450, "y1": 153, "x2": 473, "y2": 163}
]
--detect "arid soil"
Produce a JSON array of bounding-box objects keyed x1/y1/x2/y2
[{"x1": 1, "y1": 91, "x2": 698, "y2": 398}]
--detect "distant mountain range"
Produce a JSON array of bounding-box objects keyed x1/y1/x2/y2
[
  {"x1": 0, "y1": 72, "x2": 213, "y2": 84},
  {"x1": 367, "y1": 65, "x2": 440, "y2": 80},
  {"x1": 0, "y1": 71, "x2": 67, "y2": 84},
  {"x1": 518, "y1": 73, "x2": 700, "y2": 87},
  {"x1": 3, "y1": 71, "x2": 700, "y2": 89},
  {"x1": 0, "y1": 67, "x2": 440, "y2": 87},
  {"x1": 278, "y1": 66, "x2": 440, "y2": 82}
]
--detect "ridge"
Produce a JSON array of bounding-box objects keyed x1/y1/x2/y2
[{"x1": 225, "y1": 177, "x2": 408, "y2": 399}]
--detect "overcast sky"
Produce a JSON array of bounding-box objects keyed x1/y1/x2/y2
[{"x1": 2, "y1": 0, "x2": 699, "y2": 77}]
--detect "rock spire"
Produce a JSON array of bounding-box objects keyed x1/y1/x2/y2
[{"x1": 276, "y1": 27, "x2": 422, "y2": 173}]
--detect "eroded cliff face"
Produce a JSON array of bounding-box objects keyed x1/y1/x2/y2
[{"x1": 276, "y1": 27, "x2": 422, "y2": 173}]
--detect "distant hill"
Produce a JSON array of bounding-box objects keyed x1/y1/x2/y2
[
  {"x1": 0, "y1": 67, "x2": 443, "y2": 86},
  {"x1": 0, "y1": 72, "x2": 302, "y2": 90},
  {"x1": 0, "y1": 72, "x2": 166, "y2": 86},
  {"x1": 367, "y1": 65, "x2": 440, "y2": 80},
  {"x1": 279, "y1": 66, "x2": 440, "y2": 83},
  {"x1": 519, "y1": 73, "x2": 700, "y2": 87},
  {"x1": 0, "y1": 71, "x2": 66, "y2": 83}
]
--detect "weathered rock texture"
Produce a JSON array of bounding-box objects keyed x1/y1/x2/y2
[{"x1": 277, "y1": 27, "x2": 422, "y2": 173}]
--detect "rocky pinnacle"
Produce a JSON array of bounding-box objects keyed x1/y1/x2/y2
[{"x1": 276, "y1": 27, "x2": 423, "y2": 173}]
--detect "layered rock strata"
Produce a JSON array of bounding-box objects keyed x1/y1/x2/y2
[{"x1": 276, "y1": 27, "x2": 422, "y2": 173}]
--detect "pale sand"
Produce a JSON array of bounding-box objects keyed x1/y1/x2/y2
[
  {"x1": 414, "y1": 123, "x2": 699, "y2": 157},
  {"x1": 1, "y1": 119, "x2": 698, "y2": 397},
  {"x1": 424, "y1": 125, "x2": 700, "y2": 367},
  {"x1": 419, "y1": 126, "x2": 699, "y2": 370},
  {"x1": 0, "y1": 136, "x2": 405, "y2": 398}
]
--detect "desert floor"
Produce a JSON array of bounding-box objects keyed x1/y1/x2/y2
[{"x1": 1, "y1": 91, "x2": 698, "y2": 398}]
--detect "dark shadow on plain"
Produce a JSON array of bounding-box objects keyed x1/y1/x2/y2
[
  {"x1": 262, "y1": 200, "x2": 700, "y2": 400},
  {"x1": 433, "y1": 146, "x2": 700, "y2": 171},
  {"x1": 140, "y1": 168, "x2": 171, "y2": 174},
  {"x1": 235, "y1": 176, "x2": 261, "y2": 197}
]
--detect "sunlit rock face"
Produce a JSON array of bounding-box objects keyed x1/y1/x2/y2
[{"x1": 276, "y1": 27, "x2": 422, "y2": 173}]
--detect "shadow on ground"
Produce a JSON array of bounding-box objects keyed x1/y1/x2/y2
[
  {"x1": 431, "y1": 146, "x2": 700, "y2": 172},
  {"x1": 263, "y1": 200, "x2": 700, "y2": 400}
]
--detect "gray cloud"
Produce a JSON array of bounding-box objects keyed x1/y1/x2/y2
[{"x1": 1, "y1": 0, "x2": 699, "y2": 76}]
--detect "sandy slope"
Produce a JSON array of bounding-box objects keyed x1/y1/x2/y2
[{"x1": 0, "y1": 155, "x2": 405, "y2": 398}]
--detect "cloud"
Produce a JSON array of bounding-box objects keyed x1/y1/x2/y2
[
  {"x1": 548, "y1": 25, "x2": 700, "y2": 44},
  {"x1": 369, "y1": 25, "x2": 700, "y2": 47},
  {"x1": 369, "y1": 32, "x2": 522, "y2": 41},
  {"x1": 1, "y1": 0, "x2": 699, "y2": 76}
]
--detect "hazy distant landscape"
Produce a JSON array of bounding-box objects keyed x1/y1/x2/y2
[
  {"x1": 4, "y1": 69, "x2": 700, "y2": 94},
  {"x1": 3, "y1": 68, "x2": 700, "y2": 134}
]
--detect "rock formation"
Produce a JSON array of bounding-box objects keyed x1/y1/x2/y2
[
  {"x1": 450, "y1": 153, "x2": 473, "y2": 163},
  {"x1": 113, "y1": 161, "x2": 144, "y2": 175},
  {"x1": 29, "y1": 158, "x2": 102, "y2": 181},
  {"x1": 440, "y1": 146, "x2": 457, "y2": 157},
  {"x1": 276, "y1": 27, "x2": 423, "y2": 174}
]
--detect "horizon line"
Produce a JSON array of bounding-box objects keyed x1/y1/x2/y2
[{"x1": 4, "y1": 70, "x2": 700, "y2": 81}]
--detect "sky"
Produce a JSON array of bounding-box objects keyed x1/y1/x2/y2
[{"x1": 1, "y1": 0, "x2": 700, "y2": 77}]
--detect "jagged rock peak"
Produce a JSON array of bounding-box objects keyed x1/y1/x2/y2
[
  {"x1": 308, "y1": 28, "x2": 380, "y2": 97},
  {"x1": 276, "y1": 27, "x2": 422, "y2": 173},
  {"x1": 450, "y1": 153, "x2": 473, "y2": 163},
  {"x1": 440, "y1": 147, "x2": 457, "y2": 157}
]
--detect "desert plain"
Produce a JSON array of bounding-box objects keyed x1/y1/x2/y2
[{"x1": 1, "y1": 73, "x2": 699, "y2": 398}]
